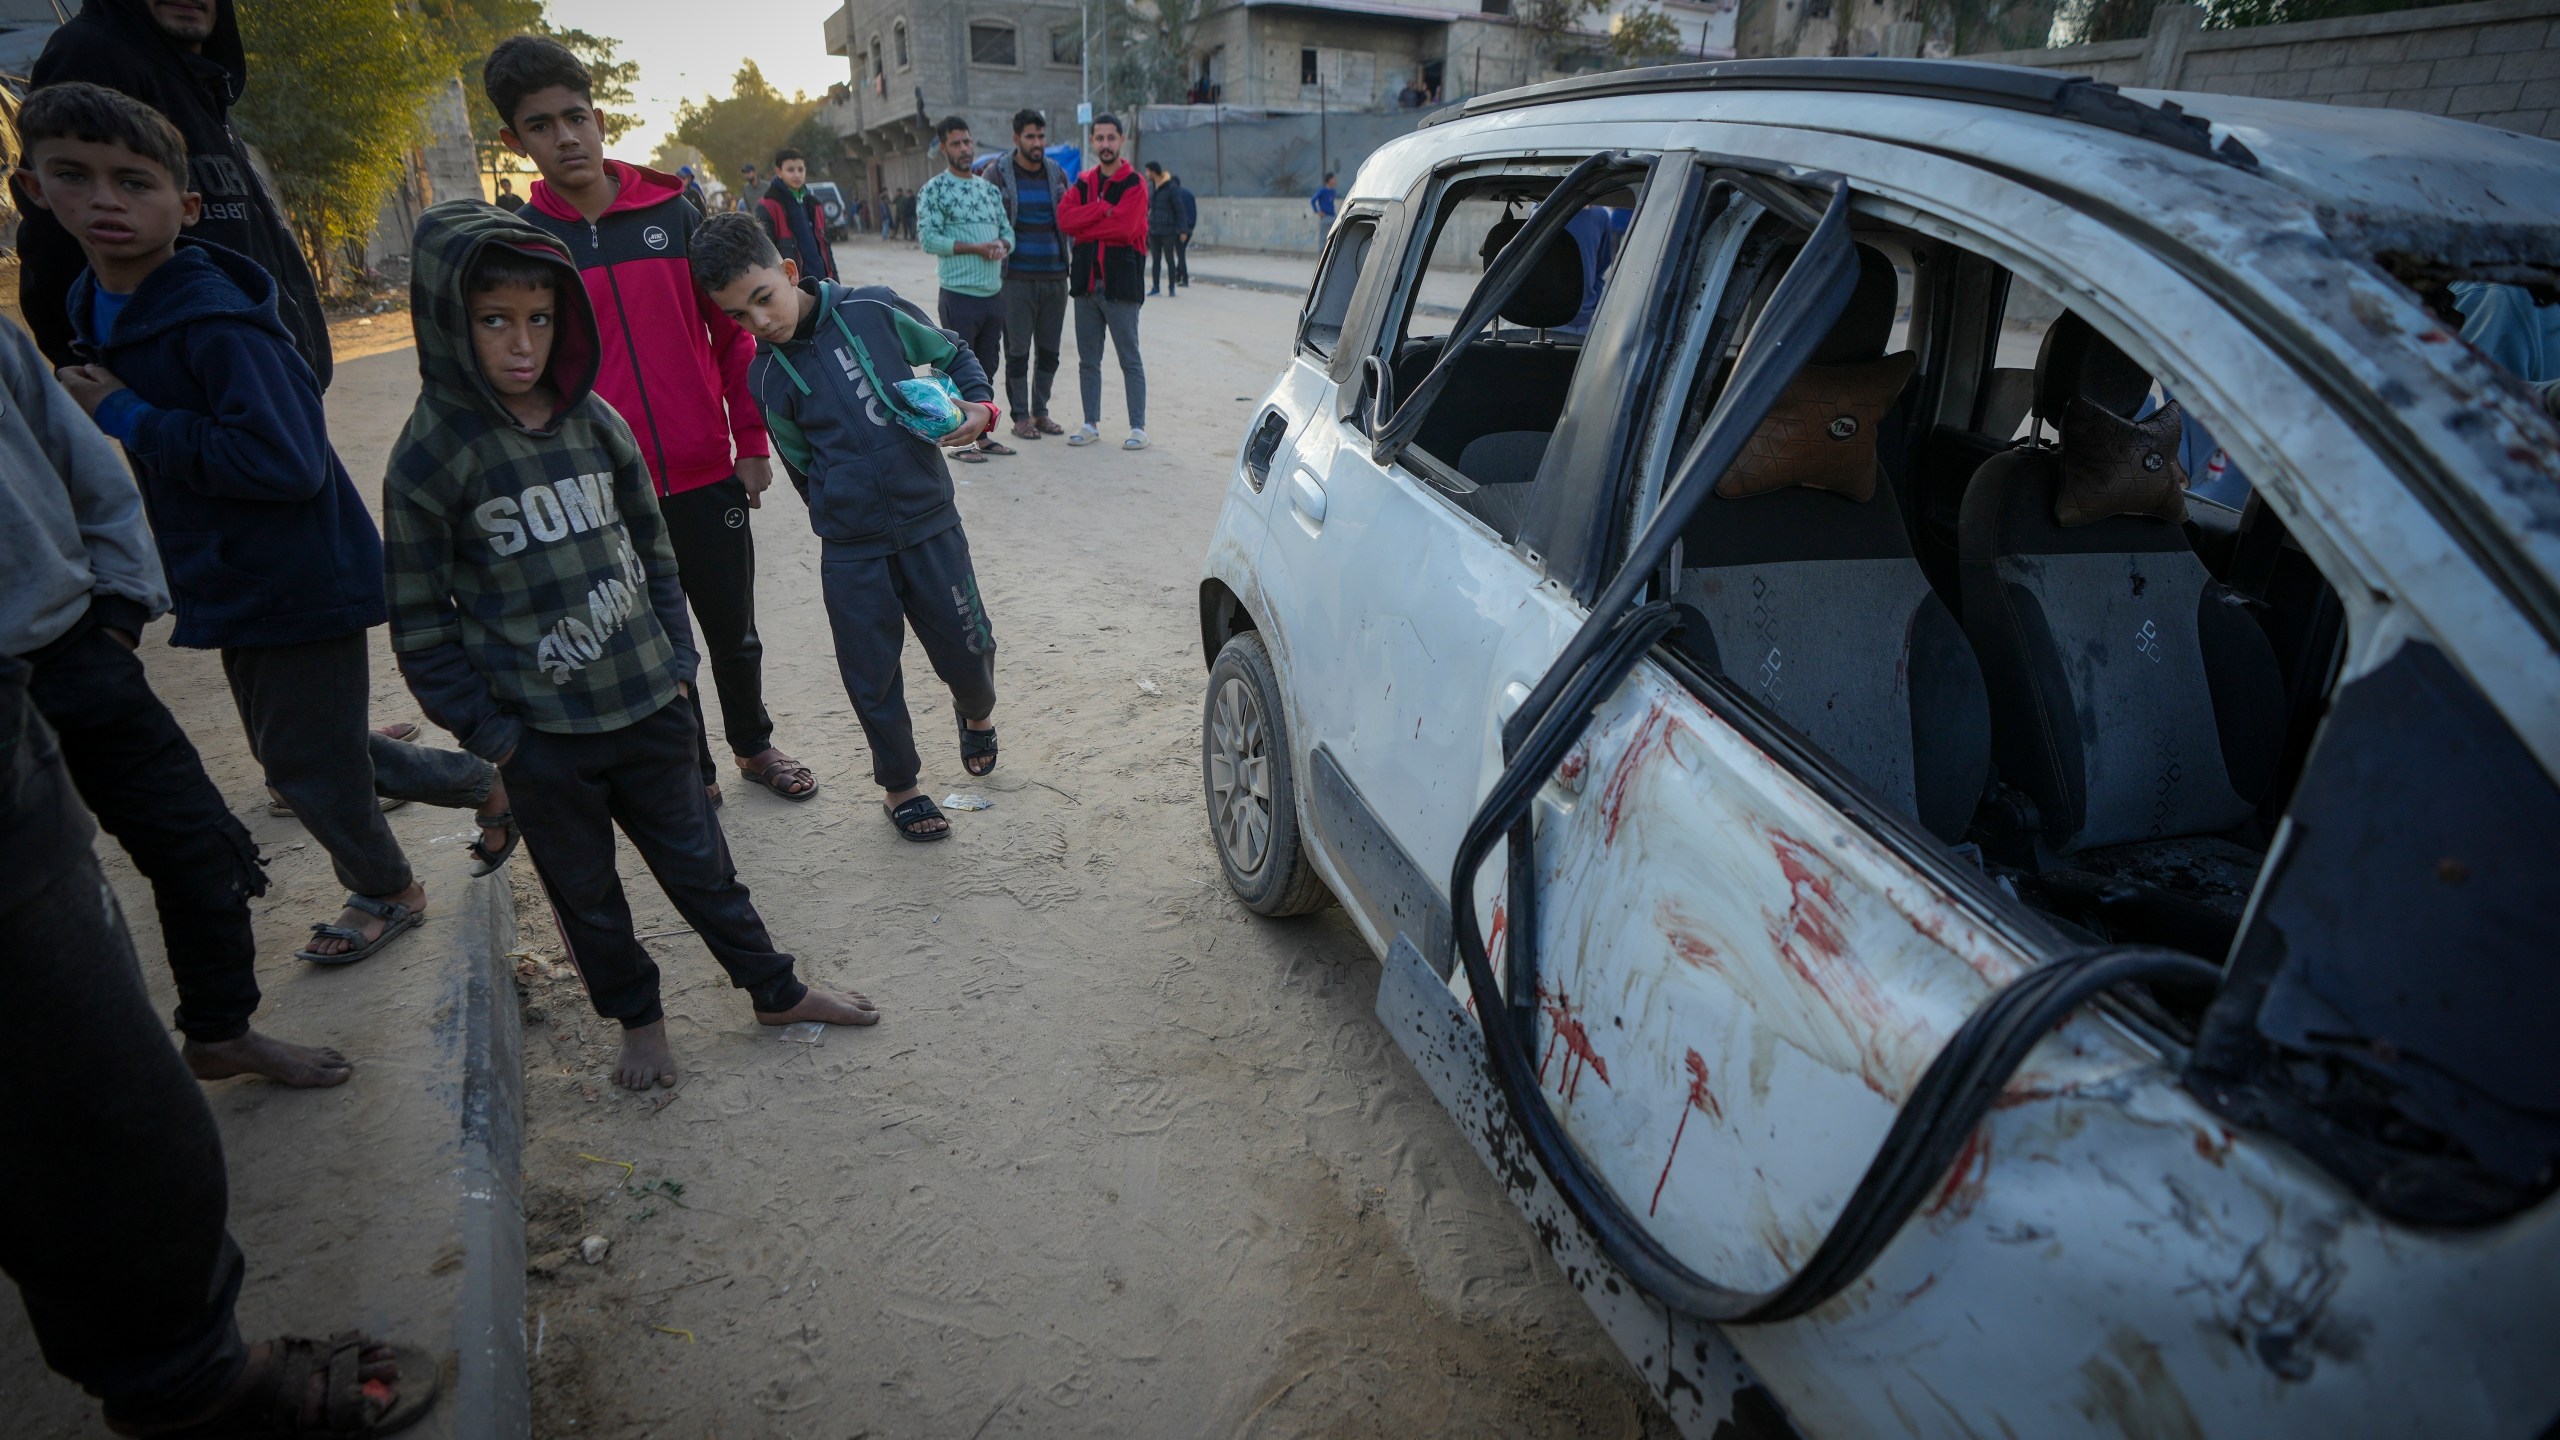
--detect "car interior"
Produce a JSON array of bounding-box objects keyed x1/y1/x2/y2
[
  {"x1": 1388, "y1": 175, "x2": 1638, "y2": 541},
  {"x1": 1378, "y1": 174, "x2": 2355, "y2": 975}
]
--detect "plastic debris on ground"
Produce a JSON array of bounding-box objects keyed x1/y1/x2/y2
[
  {"x1": 778, "y1": 1021, "x2": 828, "y2": 1046},
  {"x1": 943, "y1": 793, "x2": 994, "y2": 811}
]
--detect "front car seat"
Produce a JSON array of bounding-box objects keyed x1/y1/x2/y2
[
  {"x1": 1674, "y1": 245, "x2": 1992, "y2": 842},
  {"x1": 1957, "y1": 314, "x2": 2286, "y2": 858}
]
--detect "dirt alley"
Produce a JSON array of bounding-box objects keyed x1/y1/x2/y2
[
  {"x1": 0, "y1": 237, "x2": 1672, "y2": 1439},
  {"x1": 512, "y1": 241, "x2": 1672, "y2": 1438}
]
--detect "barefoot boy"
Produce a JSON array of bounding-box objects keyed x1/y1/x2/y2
[
  {"x1": 385, "y1": 201, "x2": 877, "y2": 1088},
  {"x1": 691, "y1": 213, "x2": 1003, "y2": 842}
]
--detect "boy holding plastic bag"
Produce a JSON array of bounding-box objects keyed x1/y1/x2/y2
[{"x1": 692, "y1": 213, "x2": 1003, "y2": 842}]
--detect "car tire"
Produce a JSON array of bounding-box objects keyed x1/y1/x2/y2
[{"x1": 1203, "y1": 631, "x2": 1329, "y2": 917}]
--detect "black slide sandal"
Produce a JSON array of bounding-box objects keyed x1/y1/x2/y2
[
  {"x1": 884, "y1": 794, "x2": 951, "y2": 842},
  {"x1": 468, "y1": 809, "x2": 518, "y2": 877},
  {"x1": 959, "y1": 718, "x2": 998, "y2": 778}
]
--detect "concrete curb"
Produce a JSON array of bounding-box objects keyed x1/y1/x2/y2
[{"x1": 442, "y1": 872, "x2": 527, "y2": 1437}]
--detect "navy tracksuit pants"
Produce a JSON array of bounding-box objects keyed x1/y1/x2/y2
[{"x1": 820, "y1": 525, "x2": 998, "y2": 793}]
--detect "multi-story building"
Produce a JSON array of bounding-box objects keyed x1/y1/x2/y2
[{"x1": 822, "y1": 0, "x2": 1089, "y2": 197}]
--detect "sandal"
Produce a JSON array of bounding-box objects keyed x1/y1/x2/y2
[
  {"x1": 952, "y1": 448, "x2": 988, "y2": 463},
  {"x1": 1034, "y1": 416, "x2": 1064, "y2": 436},
  {"x1": 959, "y1": 718, "x2": 998, "y2": 778},
  {"x1": 467, "y1": 809, "x2": 518, "y2": 877},
  {"x1": 267, "y1": 790, "x2": 409, "y2": 819},
  {"x1": 737, "y1": 750, "x2": 820, "y2": 802},
  {"x1": 1011, "y1": 417, "x2": 1041, "y2": 440},
  {"x1": 884, "y1": 794, "x2": 950, "y2": 842},
  {"x1": 295, "y1": 894, "x2": 423, "y2": 967},
  {"x1": 131, "y1": 1329, "x2": 439, "y2": 1438},
  {"x1": 976, "y1": 439, "x2": 1017, "y2": 457}
]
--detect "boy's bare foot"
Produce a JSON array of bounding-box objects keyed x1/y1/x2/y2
[
  {"x1": 302, "y1": 881, "x2": 426, "y2": 960},
  {"x1": 185, "y1": 1030, "x2": 354, "y2": 1088},
  {"x1": 614, "y1": 1020, "x2": 679, "y2": 1090},
  {"x1": 757, "y1": 987, "x2": 882, "y2": 1028}
]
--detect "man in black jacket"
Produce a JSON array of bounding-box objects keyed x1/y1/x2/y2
[{"x1": 18, "y1": 0, "x2": 331, "y2": 388}]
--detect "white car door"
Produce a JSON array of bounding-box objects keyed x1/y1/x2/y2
[{"x1": 1255, "y1": 153, "x2": 1671, "y2": 965}]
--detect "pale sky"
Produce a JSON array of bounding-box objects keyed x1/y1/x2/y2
[{"x1": 544, "y1": 0, "x2": 849, "y2": 156}]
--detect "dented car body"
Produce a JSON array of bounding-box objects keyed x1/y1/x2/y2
[{"x1": 1197, "y1": 59, "x2": 2559, "y2": 1439}]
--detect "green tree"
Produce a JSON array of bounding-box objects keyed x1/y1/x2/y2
[
  {"x1": 672, "y1": 62, "x2": 820, "y2": 192},
  {"x1": 415, "y1": 2, "x2": 637, "y2": 180},
  {"x1": 1101, "y1": 0, "x2": 1207, "y2": 105},
  {"x1": 2199, "y1": 0, "x2": 2459, "y2": 27},
  {"x1": 233, "y1": 0, "x2": 446, "y2": 292},
  {"x1": 1607, "y1": 5, "x2": 1686, "y2": 64},
  {"x1": 1518, "y1": 0, "x2": 1609, "y2": 74}
]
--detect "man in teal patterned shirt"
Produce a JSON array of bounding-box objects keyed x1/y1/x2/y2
[{"x1": 917, "y1": 116, "x2": 1018, "y2": 464}]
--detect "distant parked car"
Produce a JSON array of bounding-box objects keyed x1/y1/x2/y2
[
  {"x1": 807, "y1": 181, "x2": 849, "y2": 237},
  {"x1": 1198, "y1": 55, "x2": 2560, "y2": 1440}
]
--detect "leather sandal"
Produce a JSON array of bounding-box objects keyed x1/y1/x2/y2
[{"x1": 737, "y1": 750, "x2": 819, "y2": 801}]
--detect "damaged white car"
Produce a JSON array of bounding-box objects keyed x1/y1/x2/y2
[{"x1": 1196, "y1": 58, "x2": 2560, "y2": 1439}]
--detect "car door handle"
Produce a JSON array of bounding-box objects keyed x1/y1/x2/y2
[{"x1": 1288, "y1": 466, "x2": 1328, "y2": 526}]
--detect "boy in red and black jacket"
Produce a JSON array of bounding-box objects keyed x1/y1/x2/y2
[
  {"x1": 486, "y1": 35, "x2": 820, "y2": 805},
  {"x1": 757, "y1": 146, "x2": 839, "y2": 284},
  {"x1": 1056, "y1": 114, "x2": 1150, "y2": 451}
]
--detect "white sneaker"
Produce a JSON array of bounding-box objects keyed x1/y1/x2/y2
[
  {"x1": 1067, "y1": 425, "x2": 1101, "y2": 447},
  {"x1": 1123, "y1": 430, "x2": 1149, "y2": 451}
]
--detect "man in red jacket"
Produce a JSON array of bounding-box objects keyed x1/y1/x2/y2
[
  {"x1": 1057, "y1": 114, "x2": 1150, "y2": 451},
  {"x1": 486, "y1": 35, "x2": 818, "y2": 803}
]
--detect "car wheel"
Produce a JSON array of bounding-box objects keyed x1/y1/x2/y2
[{"x1": 1203, "y1": 631, "x2": 1328, "y2": 916}]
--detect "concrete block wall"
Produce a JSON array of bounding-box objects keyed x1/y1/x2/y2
[{"x1": 1966, "y1": 0, "x2": 2560, "y2": 140}]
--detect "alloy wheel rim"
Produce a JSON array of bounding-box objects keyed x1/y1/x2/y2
[{"x1": 1207, "y1": 676, "x2": 1273, "y2": 877}]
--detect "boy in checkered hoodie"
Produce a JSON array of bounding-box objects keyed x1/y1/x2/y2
[{"x1": 383, "y1": 200, "x2": 880, "y2": 1090}]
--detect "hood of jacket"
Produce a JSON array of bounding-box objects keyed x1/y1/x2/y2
[
  {"x1": 66, "y1": 238, "x2": 284, "y2": 354},
  {"x1": 410, "y1": 201, "x2": 602, "y2": 436},
  {"x1": 528, "y1": 159, "x2": 687, "y2": 226},
  {"x1": 85, "y1": 0, "x2": 246, "y2": 105}
]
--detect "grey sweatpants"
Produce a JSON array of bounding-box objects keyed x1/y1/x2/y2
[
  {"x1": 222, "y1": 631, "x2": 494, "y2": 897},
  {"x1": 1073, "y1": 293, "x2": 1146, "y2": 431}
]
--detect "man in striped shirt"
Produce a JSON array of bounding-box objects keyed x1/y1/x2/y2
[
  {"x1": 918, "y1": 115, "x2": 1017, "y2": 463},
  {"x1": 983, "y1": 109, "x2": 1073, "y2": 441}
]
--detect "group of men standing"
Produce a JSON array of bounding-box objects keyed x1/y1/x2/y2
[{"x1": 910, "y1": 107, "x2": 1185, "y2": 454}]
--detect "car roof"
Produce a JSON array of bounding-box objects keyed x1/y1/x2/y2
[{"x1": 1418, "y1": 59, "x2": 2560, "y2": 257}]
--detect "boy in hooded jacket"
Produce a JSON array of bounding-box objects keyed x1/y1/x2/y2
[
  {"x1": 385, "y1": 201, "x2": 880, "y2": 1091},
  {"x1": 692, "y1": 212, "x2": 1004, "y2": 844},
  {"x1": 29, "y1": 81, "x2": 508, "y2": 972}
]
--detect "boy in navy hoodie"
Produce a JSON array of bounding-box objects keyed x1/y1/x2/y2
[
  {"x1": 692, "y1": 213, "x2": 1003, "y2": 843},
  {"x1": 26, "y1": 82, "x2": 511, "y2": 967}
]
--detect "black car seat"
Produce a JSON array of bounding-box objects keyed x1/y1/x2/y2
[
  {"x1": 1957, "y1": 314, "x2": 2286, "y2": 859},
  {"x1": 1674, "y1": 245, "x2": 1992, "y2": 842},
  {"x1": 1410, "y1": 213, "x2": 1587, "y2": 496}
]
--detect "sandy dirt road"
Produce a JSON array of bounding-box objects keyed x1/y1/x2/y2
[
  {"x1": 508, "y1": 240, "x2": 1670, "y2": 1438},
  {"x1": 0, "y1": 236, "x2": 1671, "y2": 1438}
]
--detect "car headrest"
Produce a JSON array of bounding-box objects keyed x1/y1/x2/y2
[
  {"x1": 1815, "y1": 245, "x2": 1901, "y2": 364},
  {"x1": 2056, "y1": 396, "x2": 2190, "y2": 527},
  {"x1": 1480, "y1": 214, "x2": 1586, "y2": 330},
  {"x1": 1716, "y1": 351, "x2": 1916, "y2": 503},
  {"x1": 2032, "y1": 311, "x2": 2151, "y2": 424}
]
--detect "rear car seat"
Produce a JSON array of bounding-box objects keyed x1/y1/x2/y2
[
  {"x1": 1674, "y1": 245, "x2": 1992, "y2": 842},
  {"x1": 1957, "y1": 314, "x2": 2286, "y2": 897},
  {"x1": 1405, "y1": 213, "x2": 1590, "y2": 526}
]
